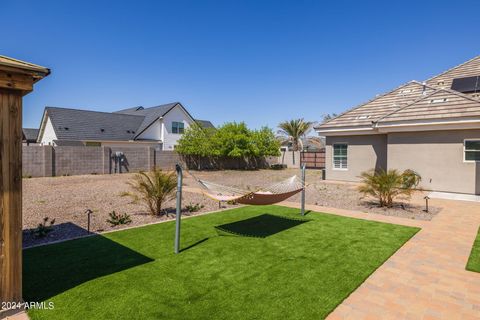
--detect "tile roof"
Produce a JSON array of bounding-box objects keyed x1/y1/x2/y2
[
  {"x1": 44, "y1": 107, "x2": 145, "y2": 141},
  {"x1": 195, "y1": 119, "x2": 215, "y2": 128},
  {"x1": 316, "y1": 55, "x2": 480, "y2": 132},
  {"x1": 115, "y1": 102, "x2": 181, "y2": 137},
  {"x1": 40, "y1": 103, "x2": 212, "y2": 142},
  {"x1": 378, "y1": 89, "x2": 480, "y2": 124},
  {"x1": 22, "y1": 128, "x2": 39, "y2": 141}
]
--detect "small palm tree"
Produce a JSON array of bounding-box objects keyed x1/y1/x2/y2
[
  {"x1": 122, "y1": 170, "x2": 177, "y2": 215},
  {"x1": 358, "y1": 169, "x2": 421, "y2": 207},
  {"x1": 277, "y1": 119, "x2": 313, "y2": 164}
]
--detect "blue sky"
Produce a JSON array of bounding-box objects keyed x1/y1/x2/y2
[{"x1": 2, "y1": 0, "x2": 480, "y2": 129}]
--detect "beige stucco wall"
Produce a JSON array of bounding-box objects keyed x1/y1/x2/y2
[
  {"x1": 325, "y1": 135, "x2": 387, "y2": 181},
  {"x1": 387, "y1": 130, "x2": 480, "y2": 194}
]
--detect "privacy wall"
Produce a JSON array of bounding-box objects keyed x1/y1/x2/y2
[{"x1": 22, "y1": 146, "x2": 181, "y2": 177}]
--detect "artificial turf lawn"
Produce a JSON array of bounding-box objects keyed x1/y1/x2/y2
[
  {"x1": 24, "y1": 205, "x2": 419, "y2": 320},
  {"x1": 466, "y1": 227, "x2": 480, "y2": 273}
]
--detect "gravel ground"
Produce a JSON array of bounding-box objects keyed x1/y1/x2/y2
[
  {"x1": 22, "y1": 174, "x2": 238, "y2": 248},
  {"x1": 23, "y1": 169, "x2": 439, "y2": 247},
  {"x1": 184, "y1": 169, "x2": 440, "y2": 220}
]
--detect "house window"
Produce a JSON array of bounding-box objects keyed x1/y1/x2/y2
[
  {"x1": 172, "y1": 121, "x2": 184, "y2": 134},
  {"x1": 464, "y1": 140, "x2": 480, "y2": 162},
  {"x1": 333, "y1": 143, "x2": 348, "y2": 169}
]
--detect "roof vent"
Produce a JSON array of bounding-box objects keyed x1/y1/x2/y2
[
  {"x1": 126, "y1": 130, "x2": 131, "y2": 133},
  {"x1": 64, "y1": 127, "x2": 69, "y2": 130},
  {"x1": 100, "y1": 128, "x2": 105, "y2": 132},
  {"x1": 355, "y1": 115, "x2": 370, "y2": 120},
  {"x1": 429, "y1": 98, "x2": 448, "y2": 104}
]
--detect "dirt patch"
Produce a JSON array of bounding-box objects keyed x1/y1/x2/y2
[
  {"x1": 23, "y1": 169, "x2": 439, "y2": 247},
  {"x1": 23, "y1": 174, "x2": 237, "y2": 248}
]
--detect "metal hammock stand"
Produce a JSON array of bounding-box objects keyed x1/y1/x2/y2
[{"x1": 174, "y1": 164, "x2": 307, "y2": 254}]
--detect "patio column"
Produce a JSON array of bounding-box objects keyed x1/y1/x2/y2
[{"x1": 0, "y1": 56, "x2": 49, "y2": 306}]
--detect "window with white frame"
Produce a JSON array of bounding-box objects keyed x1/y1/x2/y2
[
  {"x1": 172, "y1": 121, "x2": 184, "y2": 134},
  {"x1": 464, "y1": 140, "x2": 480, "y2": 161},
  {"x1": 333, "y1": 143, "x2": 348, "y2": 169}
]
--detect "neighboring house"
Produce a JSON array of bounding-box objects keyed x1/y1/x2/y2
[
  {"x1": 22, "y1": 128, "x2": 39, "y2": 145},
  {"x1": 37, "y1": 102, "x2": 213, "y2": 150},
  {"x1": 315, "y1": 56, "x2": 480, "y2": 195}
]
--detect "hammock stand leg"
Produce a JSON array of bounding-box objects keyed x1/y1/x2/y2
[
  {"x1": 301, "y1": 164, "x2": 306, "y2": 216},
  {"x1": 174, "y1": 164, "x2": 183, "y2": 254}
]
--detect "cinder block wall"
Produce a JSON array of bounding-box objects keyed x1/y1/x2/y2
[
  {"x1": 54, "y1": 146, "x2": 104, "y2": 176},
  {"x1": 22, "y1": 146, "x2": 45, "y2": 177},
  {"x1": 110, "y1": 146, "x2": 151, "y2": 173},
  {"x1": 22, "y1": 146, "x2": 278, "y2": 177},
  {"x1": 22, "y1": 146, "x2": 186, "y2": 177},
  {"x1": 155, "y1": 151, "x2": 182, "y2": 170}
]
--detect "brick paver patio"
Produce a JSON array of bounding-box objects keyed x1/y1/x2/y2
[{"x1": 285, "y1": 195, "x2": 480, "y2": 319}]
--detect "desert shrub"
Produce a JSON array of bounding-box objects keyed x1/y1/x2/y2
[
  {"x1": 106, "y1": 211, "x2": 132, "y2": 226},
  {"x1": 122, "y1": 170, "x2": 177, "y2": 215},
  {"x1": 358, "y1": 169, "x2": 421, "y2": 207},
  {"x1": 270, "y1": 164, "x2": 287, "y2": 170},
  {"x1": 31, "y1": 217, "x2": 55, "y2": 238},
  {"x1": 185, "y1": 203, "x2": 204, "y2": 213}
]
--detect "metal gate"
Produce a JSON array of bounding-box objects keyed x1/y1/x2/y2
[{"x1": 300, "y1": 150, "x2": 325, "y2": 169}]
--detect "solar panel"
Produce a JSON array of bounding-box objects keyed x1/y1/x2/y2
[{"x1": 451, "y1": 76, "x2": 480, "y2": 93}]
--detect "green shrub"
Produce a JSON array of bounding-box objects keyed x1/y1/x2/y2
[
  {"x1": 358, "y1": 169, "x2": 421, "y2": 207},
  {"x1": 176, "y1": 122, "x2": 280, "y2": 158},
  {"x1": 185, "y1": 203, "x2": 204, "y2": 213},
  {"x1": 106, "y1": 211, "x2": 132, "y2": 226},
  {"x1": 122, "y1": 170, "x2": 177, "y2": 215},
  {"x1": 31, "y1": 217, "x2": 55, "y2": 238}
]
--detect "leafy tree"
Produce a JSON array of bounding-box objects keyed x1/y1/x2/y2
[
  {"x1": 175, "y1": 123, "x2": 217, "y2": 157},
  {"x1": 176, "y1": 122, "x2": 280, "y2": 159},
  {"x1": 358, "y1": 169, "x2": 421, "y2": 207},
  {"x1": 121, "y1": 170, "x2": 177, "y2": 215}
]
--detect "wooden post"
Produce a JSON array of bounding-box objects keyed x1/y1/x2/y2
[{"x1": 0, "y1": 56, "x2": 49, "y2": 307}]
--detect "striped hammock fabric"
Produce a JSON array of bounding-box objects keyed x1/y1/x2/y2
[{"x1": 197, "y1": 175, "x2": 304, "y2": 205}]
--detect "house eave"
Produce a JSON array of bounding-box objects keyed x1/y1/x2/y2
[{"x1": 315, "y1": 126, "x2": 378, "y2": 136}]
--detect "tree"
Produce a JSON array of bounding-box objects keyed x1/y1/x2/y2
[
  {"x1": 121, "y1": 170, "x2": 177, "y2": 215},
  {"x1": 277, "y1": 119, "x2": 313, "y2": 164},
  {"x1": 358, "y1": 169, "x2": 421, "y2": 207},
  {"x1": 176, "y1": 122, "x2": 280, "y2": 168},
  {"x1": 321, "y1": 113, "x2": 338, "y2": 123}
]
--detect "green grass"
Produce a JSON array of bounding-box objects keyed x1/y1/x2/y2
[
  {"x1": 466, "y1": 227, "x2": 480, "y2": 272},
  {"x1": 24, "y1": 205, "x2": 419, "y2": 320}
]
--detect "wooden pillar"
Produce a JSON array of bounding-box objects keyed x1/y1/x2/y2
[
  {"x1": 0, "y1": 56, "x2": 49, "y2": 305},
  {"x1": 0, "y1": 89, "x2": 23, "y2": 303}
]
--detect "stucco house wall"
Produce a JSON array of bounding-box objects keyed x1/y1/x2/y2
[
  {"x1": 161, "y1": 105, "x2": 193, "y2": 150},
  {"x1": 325, "y1": 134, "x2": 387, "y2": 182},
  {"x1": 40, "y1": 116, "x2": 57, "y2": 145},
  {"x1": 387, "y1": 129, "x2": 480, "y2": 194}
]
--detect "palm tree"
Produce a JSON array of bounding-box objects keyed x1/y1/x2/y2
[
  {"x1": 121, "y1": 170, "x2": 177, "y2": 215},
  {"x1": 277, "y1": 119, "x2": 313, "y2": 165}
]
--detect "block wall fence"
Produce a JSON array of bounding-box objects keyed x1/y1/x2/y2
[{"x1": 22, "y1": 146, "x2": 181, "y2": 177}]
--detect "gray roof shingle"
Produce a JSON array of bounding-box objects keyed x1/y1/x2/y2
[
  {"x1": 195, "y1": 119, "x2": 215, "y2": 128},
  {"x1": 23, "y1": 128, "x2": 39, "y2": 141},
  {"x1": 44, "y1": 107, "x2": 145, "y2": 141},
  {"x1": 115, "y1": 102, "x2": 179, "y2": 137}
]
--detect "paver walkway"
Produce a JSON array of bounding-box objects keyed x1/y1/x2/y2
[{"x1": 284, "y1": 197, "x2": 480, "y2": 319}]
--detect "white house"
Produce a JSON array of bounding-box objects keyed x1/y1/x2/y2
[{"x1": 37, "y1": 102, "x2": 214, "y2": 150}]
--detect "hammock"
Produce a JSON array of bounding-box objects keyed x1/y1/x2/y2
[{"x1": 197, "y1": 175, "x2": 304, "y2": 205}]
